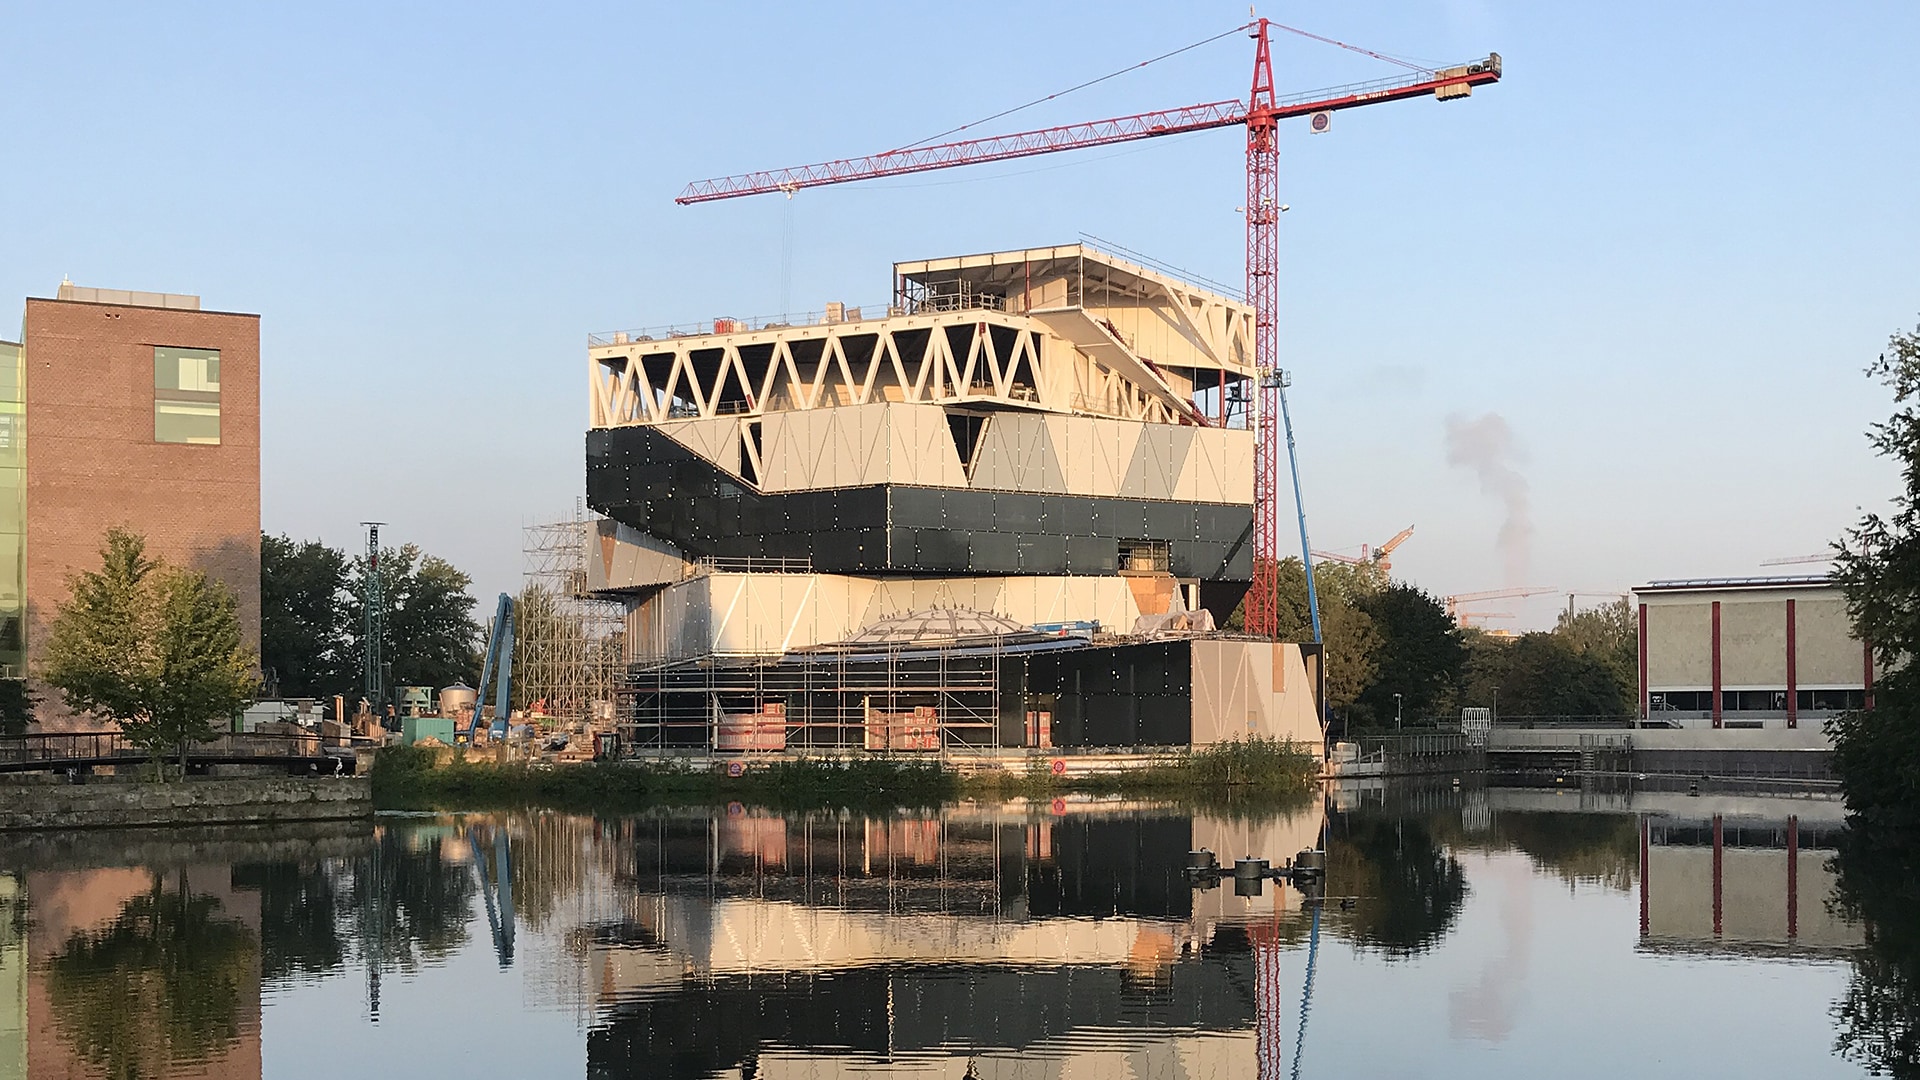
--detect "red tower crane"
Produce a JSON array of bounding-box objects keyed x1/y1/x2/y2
[{"x1": 677, "y1": 21, "x2": 1502, "y2": 639}]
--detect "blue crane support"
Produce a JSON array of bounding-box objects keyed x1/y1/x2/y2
[{"x1": 471, "y1": 593, "x2": 516, "y2": 741}]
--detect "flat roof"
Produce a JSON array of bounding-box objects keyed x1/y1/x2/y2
[
  {"x1": 1636, "y1": 574, "x2": 1832, "y2": 593},
  {"x1": 895, "y1": 241, "x2": 1248, "y2": 312},
  {"x1": 25, "y1": 296, "x2": 259, "y2": 319}
]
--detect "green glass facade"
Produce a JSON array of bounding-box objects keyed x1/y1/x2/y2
[{"x1": 0, "y1": 342, "x2": 21, "y2": 676}]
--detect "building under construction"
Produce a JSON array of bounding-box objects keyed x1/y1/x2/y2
[{"x1": 585, "y1": 243, "x2": 1323, "y2": 754}]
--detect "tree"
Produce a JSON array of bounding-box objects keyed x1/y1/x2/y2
[
  {"x1": 1833, "y1": 317, "x2": 1920, "y2": 823},
  {"x1": 1554, "y1": 598, "x2": 1637, "y2": 706},
  {"x1": 344, "y1": 543, "x2": 482, "y2": 698},
  {"x1": 260, "y1": 533, "x2": 352, "y2": 699},
  {"x1": 1274, "y1": 557, "x2": 1381, "y2": 722},
  {"x1": 42, "y1": 528, "x2": 258, "y2": 774},
  {"x1": 1357, "y1": 584, "x2": 1466, "y2": 726}
]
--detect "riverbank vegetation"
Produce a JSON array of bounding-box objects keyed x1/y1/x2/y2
[
  {"x1": 1230, "y1": 559, "x2": 1638, "y2": 735},
  {"x1": 371, "y1": 736, "x2": 1321, "y2": 812},
  {"x1": 1834, "y1": 316, "x2": 1920, "y2": 827}
]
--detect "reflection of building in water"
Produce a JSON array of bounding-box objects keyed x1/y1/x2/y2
[
  {"x1": 1639, "y1": 810, "x2": 1859, "y2": 956},
  {"x1": 579, "y1": 804, "x2": 1323, "y2": 1079},
  {"x1": 22, "y1": 867, "x2": 263, "y2": 1080},
  {"x1": 1, "y1": 875, "x2": 22, "y2": 1080}
]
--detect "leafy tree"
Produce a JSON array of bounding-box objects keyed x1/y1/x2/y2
[
  {"x1": 42, "y1": 528, "x2": 258, "y2": 774},
  {"x1": 1456, "y1": 628, "x2": 1512, "y2": 712},
  {"x1": 1453, "y1": 629, "x2": 1631, "y2": 719},
  {"x1": 344, "y1": 543, "x2": 482, "y2": 700},
  {"x1": 1274, "y1": 557, "x2": 1381, "y2": 722},
  {"x1": 1554, "y1": 598, "x2": 1637, "y2": 706},
  {"x1": 260, "y1": 532, "x2": 352, "y2": 699},
  {"x1": 1357, "y1": 583, "x2": 1466, "y2": 726},
  {"x1": 1833, "y1": 317, "x2": 1920, "y2": 823}
]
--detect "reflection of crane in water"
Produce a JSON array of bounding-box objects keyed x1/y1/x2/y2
[
  {"x1": 466, "y1": 825, "x2": 517, "y2": 967},
  {"x1": 1187, "y1": 846, "x2": 1326, "y2": 1079}
]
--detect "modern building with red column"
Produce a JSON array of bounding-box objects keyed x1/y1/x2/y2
[{"x1": 1634, "y1": 575, "x2": 1869, "y2": 730}]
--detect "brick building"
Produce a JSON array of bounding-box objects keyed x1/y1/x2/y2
[{"x1": 2, "y1": 283, "x2": 260, "y2": 728}]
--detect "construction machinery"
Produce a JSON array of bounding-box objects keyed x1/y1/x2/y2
[
  {"x1": 1312, "y1": 525, "x2": 1414, "y2": 578},
  {"x1": 1562, "y1": 589, "x2": 1629, "y2": 619},
  {"x1": 466, "y1": 593, "x2": 516, "y2": 743},
  {"x1": 1761, "y1": 554, "x2": 1832, "y2": 567},
  {"x1": 1445, "y1": 587, "x2": 1556, "y2": 627},
  {"x1": 676, "y1": 20, "x2": 1502, "y2": 643}
]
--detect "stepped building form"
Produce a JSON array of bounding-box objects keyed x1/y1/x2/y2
[{"x1": 585, "y1": 244, "x2": 1322, "y2": 753}]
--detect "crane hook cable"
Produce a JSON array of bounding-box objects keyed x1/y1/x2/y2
[
  {"x1": 1265, "y1": 21, "x2": 1433, "y2": 74},
  {"x1": 885, "y1": 22, "x2": 1252, "y2": 155}
]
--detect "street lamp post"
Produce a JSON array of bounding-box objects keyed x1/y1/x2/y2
[{"x1": 1394, "y1": 693, "x2": 1403, "y2": 731}]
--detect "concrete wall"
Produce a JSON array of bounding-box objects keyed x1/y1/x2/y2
[
  {"x1": 1489, "y1": 727, "x2": 1833, "y2": 751},
  {"x1": 629, "y1": 571, "x2": 1150, "y2": 662},
  {"x1": 1796, "y1": 593, "x2": 1860, "y2": 686},
  {"x1": 0, "y1": 777, "x2": 369, "y2": 831},
  {"x1": 1189, "y1": 640, "x2": 1321, "y2": 751},
  {"x1": 1639, "y1": 584, "x2": 1871, "y2": 724},
  {"x1": 655, "y1": 402, "x2": 1255, "y2": 505},
  {"x1": 21, "y1": 297, "x2": 260, "y2": 731}
]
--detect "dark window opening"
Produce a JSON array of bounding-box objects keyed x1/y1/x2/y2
[
  {"x1": 740, "y1": 420, "x2": 763, "y2": 487},
  {"x1": 947, "y1": 412, "x2": 987, "y2": 470}
]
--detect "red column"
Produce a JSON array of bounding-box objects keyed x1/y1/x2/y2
[
  {"x1": 1711, "y1": 601, "x2": 1723, "y2": 729},
  {"x1": 1638, "y1": 602, "x2": 1650, "y2": 722},
  {"x1": 1638, "y1": 816, "x2": 1650, "y2": 938},
  {"x1": 1786, "y1": 815, "x2": 1799, "y2": 941},
  {"x1": 1785, "y1": 599, "x2": 1798, "y2": 729},
  {"x1": 1712, "y1": 814, "x2": 1724, "y2": 938}
]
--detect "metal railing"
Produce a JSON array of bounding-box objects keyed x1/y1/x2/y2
[
  {"x1": 0, "y1": 730, "x2": 340, "y2": 771},
  {"x1": 589, "y1": 302, "x2": 903, "y2": 347}
]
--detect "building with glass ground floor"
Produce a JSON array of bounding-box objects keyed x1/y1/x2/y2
[{"x1": 1635, "y1": 575, "x2": 1869, "y2": 730}]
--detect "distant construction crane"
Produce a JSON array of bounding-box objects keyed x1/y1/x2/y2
[
  {"x1": 1562, "y1": 589, "x2": 1629, "y2": 619},
  {"x1": 1312, "y1": 525, "x2": 1415, "y2": 578},
  {"x1": 1761, "y1": 554, "x2": 1832, "y2": 567},
  {"x1": 676, "y1": 20, "x2": 1502, "y2": 644},
  {"x1": 1445, "y1": 586, "x2": 1556, "y2": 627}
]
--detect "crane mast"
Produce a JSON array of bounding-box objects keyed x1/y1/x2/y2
[{"x1": 676, "y1": 21, "x2": 1502, "y2": 644}]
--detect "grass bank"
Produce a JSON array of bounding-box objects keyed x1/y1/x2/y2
[{"x1": 372, "y1": 737, "x2": 1320, "y2": 813}]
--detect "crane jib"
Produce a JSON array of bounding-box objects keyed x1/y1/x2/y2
[{"x1": 674, "y1": 57, "x2": 1500, "y2": 205}]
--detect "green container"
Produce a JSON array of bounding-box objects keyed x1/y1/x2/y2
[{"x1": 401, "y1": 716, "x2": 456, "y2": 746}]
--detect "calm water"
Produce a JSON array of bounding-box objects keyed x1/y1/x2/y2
[{"x1": 0, "y1": 784, "x2": 1906, "y2": 1079}]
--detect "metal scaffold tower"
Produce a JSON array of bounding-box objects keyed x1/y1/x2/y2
[{"x1": 517, "y1": 508, "x2": 627, "y2": 725}]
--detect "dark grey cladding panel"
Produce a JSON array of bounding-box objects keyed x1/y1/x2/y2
[
  {"x1": 971, "y1": 530, "x2": 1018, "y2": 571},
  {"x1": 1019, "y1": 533, "x2": 1067, "y2": 572},
  {"x1": 585, "y1": 426, "x2": 1251, "y2": 579}
]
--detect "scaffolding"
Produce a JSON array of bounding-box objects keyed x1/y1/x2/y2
[{"x1": 519, "y1": 509, "x2": 628, "y2": 725}]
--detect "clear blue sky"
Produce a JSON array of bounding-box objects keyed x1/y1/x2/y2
[{"x1": 5, "y1": 1, "x2": 1915, "y2": 628}]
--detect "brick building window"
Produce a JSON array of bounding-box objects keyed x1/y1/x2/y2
[{"x1": 154, "y1": 346, "x2": 220, "y2": 444}]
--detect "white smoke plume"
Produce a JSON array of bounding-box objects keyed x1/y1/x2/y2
[{"x1": 1445, "y1": 412, "x2": 1533, "y2": 584}]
